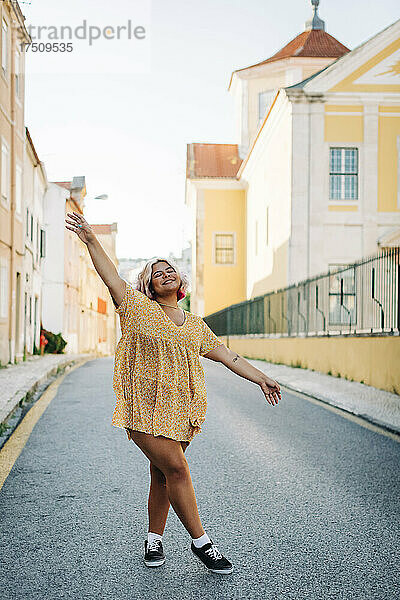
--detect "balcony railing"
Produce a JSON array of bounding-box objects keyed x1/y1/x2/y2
[{"x1": 204, "y1": 247, "x2": 400, "y2": 337}]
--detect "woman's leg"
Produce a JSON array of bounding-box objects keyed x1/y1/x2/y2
[
  {"x1": 147, "y1": 441, "x2": 189, "y2": 535},
  {"x1": 131, "y1": 431, "x2": 205, "y2": 539}
]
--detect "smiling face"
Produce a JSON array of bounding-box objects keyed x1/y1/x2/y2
[{"x1": 151, "y1": 261, "x2": 181, "y2": 300}]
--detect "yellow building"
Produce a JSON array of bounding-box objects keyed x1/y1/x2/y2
[
  {"x1": 186, "y1": 143, "x2": 246, "y2": 316},
  {"x1": 0, "y1": 1, "x2": 30, "y2": 364},
  {"x1": 83, "y1": 223, "x2": 118, "y2": 356},
  {"x1": 186, "y1": 1, "x2": 400, "y2": 315}
]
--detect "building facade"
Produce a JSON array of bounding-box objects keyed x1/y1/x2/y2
[
  {"x1": 23, "y1": 128, "x2": 47, "y2": 357},
  {"x1": 82, "y1": 223, "x2": 119, "y2": 355},
  {"x1": 0, "y1": 0, "x2": 30, "y2": 364},
  {"x1": 186, "y1": 2, "x2": 400, "y2": 315},
  {"x1": 42, "y1": 180, "x2": 81, "y2": 353},
  {"x1": 42, "y1": 177, "x2": 118, "y2": 356},
  {"x1": 186, "y1": 144, "x2": 246, "y2": 316}
]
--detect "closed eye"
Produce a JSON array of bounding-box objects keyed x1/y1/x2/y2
[{"x1": 153, "y1": 267, "x2": 175, "y2": 277}]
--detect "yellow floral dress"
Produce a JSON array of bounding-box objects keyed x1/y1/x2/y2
[{"x1": 111, "y1": 284, "x2": 225, "y2": 443}]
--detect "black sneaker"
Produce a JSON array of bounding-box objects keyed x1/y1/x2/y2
[
  {"x1": 144, "y1": 539, "x2": 166, "y2": 567},
  {"x1": 191, "y1": 539, "x2": 233, "y2": 574}
]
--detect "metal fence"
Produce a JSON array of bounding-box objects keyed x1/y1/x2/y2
[{"x1": 204, "y1": 247, "x2": 400, "y2": 337}]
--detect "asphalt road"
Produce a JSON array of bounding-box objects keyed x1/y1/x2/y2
[{"x1": 0, "y1": 356, "x2": 399, "y2": 600}]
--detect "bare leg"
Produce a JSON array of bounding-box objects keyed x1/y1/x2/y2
[
  {"x1": 131, "y1": 431, "x2": 205, "y2": 539},
  {"x1": 147, "y1": 441, "x2": 189, "y2": 535}
]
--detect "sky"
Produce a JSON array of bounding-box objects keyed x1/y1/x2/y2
[{"x1": 22, "y1": 0, "x2": 400, "y2": 259}]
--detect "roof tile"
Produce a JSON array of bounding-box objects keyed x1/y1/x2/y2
[
  {"x1": 187, "y1": 143, "x2": 242, "y2": 178},
  {"x1": 235, "y1": 29, "x2": 349, "y2": 73}
]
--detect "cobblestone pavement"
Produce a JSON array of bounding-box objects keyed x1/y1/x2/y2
[{"x1": 0, "y1": 353, "x2": 94, "y2": 424}]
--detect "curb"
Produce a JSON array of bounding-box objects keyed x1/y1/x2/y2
[{"x1": 0, "y1": 353, "x2": 97, "y2": 426}]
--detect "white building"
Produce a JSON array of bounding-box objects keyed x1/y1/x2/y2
[
  {"x1": 186, "y1": 1, "x2": 400, "y2": 319},
  {"x1": 42, "y1": 178, "x2": 119, "y2": 356},
  {"x1": 42, "y1": 182, "x2": 70, "y2": 344},
  {"x1": 231, "y1": 6, "x2": 400, "y2": 298},
  {"x1": 22, "y1": 128, "x2": 47, "y2": 356}
]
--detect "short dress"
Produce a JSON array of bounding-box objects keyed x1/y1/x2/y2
[{"x1": 111, "y1": 283, "x2": 225, "y2": 444}]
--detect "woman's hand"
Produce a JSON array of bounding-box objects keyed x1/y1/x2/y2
[
  {"x1": 258, "y1": 373, "x2": 281, "y2": 406},
  {"x1": 65, "y1": 211, "x2": 96, "y2": 245}
]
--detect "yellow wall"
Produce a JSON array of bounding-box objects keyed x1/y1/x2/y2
[
  {"x1": 220, "y1": 335, "x2": 400, "y2": 394},
  {"x1": 203, "y1": 189, "x2": 246, "y2": 315},
  {"x1": 324, "y1": 105, "x2": 364, "y2": 142},
  {"x1": 323, "y1": 104, "x2": 400, "y2": 213},
  {"x1": 328, "y1": 205, "x2": 358, "y2": 211},
  {"x1": 378, "y1": 107, "x2": 400, "y2": 212}
]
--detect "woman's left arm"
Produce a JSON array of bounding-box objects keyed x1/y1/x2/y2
[{"x1": 203, "y1": 345, "x2": 281, "y2": 406}]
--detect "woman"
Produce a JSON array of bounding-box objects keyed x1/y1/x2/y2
[{"x1": 65, "y1": 211, "x2": 281, "y2": 575}]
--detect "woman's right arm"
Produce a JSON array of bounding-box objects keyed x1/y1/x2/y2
[{"x1": 65, "y1": 211, "x2": 126, "y2": 307}]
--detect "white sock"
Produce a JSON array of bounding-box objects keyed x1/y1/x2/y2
[
  {"x1": 148, "y1": 532, "x2": 162, "y2": 544},
  {"x1": 192, "y1": 532, "x2": 211, "y2": 548}
]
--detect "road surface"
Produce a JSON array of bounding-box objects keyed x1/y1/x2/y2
[{"x1": 0, "y1": 356, "x2": 399, "y2": 600}]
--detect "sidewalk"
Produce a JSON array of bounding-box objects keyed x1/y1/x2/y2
[
  {"x1": 248, "y1": 358, "x2": 400, "y2": 435},
  {"x1": 0, "y1": 353, "x2": 95, "y2": 425}
]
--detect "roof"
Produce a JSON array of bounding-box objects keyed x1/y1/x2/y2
[
  {"x1": 53, "y1": 181, "x2": 71, "y2": 190},
  {"x1": 91, "y1": 223, "x2": 118, "y2": 235},
  {"x1": 71, "y1": 175, "x2": 85, "y2": 191},
  {"x1": 186, "y1": 143, "x2": 242, "y2": 179},
  {"x1": 287, "y1": 17, "x2": 400, "y2": 94},
  {"x1": 25, "y1": 128, "x2": 41, "y2": 165},
  {"x1": 265, "y1": 29, "x2": 349, "y2": 62},
  {"x1": 230, "y1": 29, "x2": 350, "y2": 83},
  {"x1": 51, "y1": 181, "x2": 83, "y2": 213}
]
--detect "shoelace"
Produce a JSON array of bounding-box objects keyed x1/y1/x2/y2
[
  {"x1": 147, "y1": 539, "x2": 162, "y2": 552},
  {"x1": 204, "y1": 544, "x2": 223, "y2": 560}
]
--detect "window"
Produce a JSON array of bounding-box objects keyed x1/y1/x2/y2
[
  {"x1": 0, "y1": 260, "x2": 8, "y2": 318},
  {"x1": 15, "y1": 164, "x2": 22, "y2": 214},
  {"x1": 329, "y1": 147, "x2": 358, "y2": 200},
  {"x1": 1, "y1": 140, "x2": 9, "y2": 206},
  {"x1": 2, "y1": 19, "x2": 8, "y2": 76},
  {"x1": 36, "y1": 221, "x2": 40, "y2": 260},
  {"x1": 40, "y1": 228, "x2": 46, "y2": 258},
  {"x1": 328, "y1": 264, "x2": 356, "y2": 326},
  {"x1": 258, "y1": 90, "x2": 275, "y2": 123},
  {"x1": 26, "y1": 208, "x2": 30, "y2": 238},
  {"x1": 214, "y1": 233, "x2": 235, "y2": 264},
  {"x1": 30, "y1": 213, "x2": 33, "y2": 242}
]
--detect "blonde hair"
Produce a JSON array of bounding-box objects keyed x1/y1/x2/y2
[{"x1": 134, "y1": 257, "x2": 189, "y2": 301}]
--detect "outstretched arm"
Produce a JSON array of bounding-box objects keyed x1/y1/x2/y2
[
  {"x1": 65, "y1": 211, "x2": 126, "y2": 307},
  {"x1": 203, "y1": 344, "x2": 281, "y2": 406}
]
